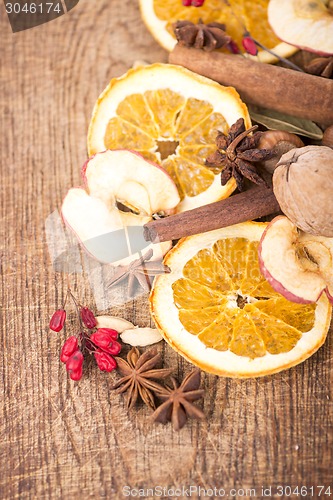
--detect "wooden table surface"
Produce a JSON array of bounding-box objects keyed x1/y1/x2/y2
[{"x1": 1, "y1": 1, "x2": 332, "y2": 498}]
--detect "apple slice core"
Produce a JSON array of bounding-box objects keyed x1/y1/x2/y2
[
  {"x1": 299, "y1": 233, "x2": 333, "y2": 304},
  {"x1": 83, "y1": 149, "x2": 180, "y2": 213},
  {"x1": 268, "y1": 0, "x2": 333, "y2": 55},
  {"x1": 258, "y1": 216, "x2": 326, "y2": 303},
  {"x1": 62, "y1": 150, "x2": 180, "y2": 265}
]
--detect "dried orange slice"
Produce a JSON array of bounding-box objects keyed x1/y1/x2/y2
[
  {"x1": 150, "y1": 222, "x2": 331, "y2": 377},
  {"x1": 139, "y1": 0, "x2": 297, "y2": 63},
  {"x1": 88, "y1": 63, "x2": 250, "y2": 212}
]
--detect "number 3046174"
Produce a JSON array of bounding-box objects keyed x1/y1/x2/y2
[{"x1": 5, "y1": 3, "x2": 62, "y2": 14}]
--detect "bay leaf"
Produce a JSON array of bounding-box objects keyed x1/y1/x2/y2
[{"x1": 249, "y1": 106, "x2": 323, "y2": 140}]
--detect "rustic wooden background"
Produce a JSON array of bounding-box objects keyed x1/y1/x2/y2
[{"x1": 0, "y1": 1, "x2": 332, "y2": 498}]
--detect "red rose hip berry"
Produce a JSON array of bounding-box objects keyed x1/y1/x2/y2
[
  {"x1": 242, "y1": 35, "x2": 258, "y2": 56},
  {"x1": 90, "y1": 328, "x2": 118, "y2": 347},
  {"x1": 66, "y1": 350, "x2": 84, "y2": 381},
  {"x1": 80, "y1": 307, "x2": 97, "y2": 329},
  {"x1": 94, "y1": 350, "x2": 117, "y2": 372},
  {"x1": 69, "y1": 366, "x2": 83, "y2": 381},
  {"x1": 228, "y1": 40, "x2": 240, "y2": 54},
  {"x1": 49, "y1": 309, "x2": 66, "y2": 332},
  {"x1": 60, "y1": 336, "x2": 79, "y2": 363},
  {"x1": 90, "y1": 329, "x2": 121, "y2": 355},
  {"x1": 103, "y1": 340, "x2": 122, "y2": 356},
  {"x1": 182, "y1": 0, "x2": 205, "y2": 5}
]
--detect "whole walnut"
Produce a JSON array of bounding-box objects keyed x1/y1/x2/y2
[{"x1": 273, "y1": 146, "x2": 333, "y2": 237}]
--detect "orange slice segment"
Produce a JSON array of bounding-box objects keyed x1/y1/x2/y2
[
  {"x1": 88, "y1": 63, "x2": 250, "y2": 212},
  {"x1": 150, "y1": 222, "x2": 332, "y2": 378},
  {"x1": 172, "y1": 278, "x2": 225, "y2": 309},
  {"x1": 139, "y1": 0, "x2": 298, "y2": 63}
]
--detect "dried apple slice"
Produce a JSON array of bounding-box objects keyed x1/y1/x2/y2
[
  {"x1": 299, "y1": 233, "x2": 333, "y2": 301},
  {"x1": 268, "y1": 0, "x2": 333, "y2": 55},
  {"x1": 150, "y1": 220, "x2": 331, "y2": 377},
  {"x1": 62, "y1": 150, "x2": 180, "y2": 265},
  {"x1": 258, "y1": 216, "x2": 333, "y2": 304}
]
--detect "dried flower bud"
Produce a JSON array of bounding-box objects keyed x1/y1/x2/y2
[
  {"x1": 60, "y1": 336, "x2": 78, "y2": 363},
  {"x1": 94, "y1": 350, "x2": 117, "y2": 372},
  {"x1": 242, "y1": 35, "x2": 258, "y2": 56},
  {"x1": 66, "y1": 350, "x2": 84, "y2": 381},
  {"x1": 173, "y1": 20, "x2": 230, "y2": 52},
  {"x1": 49, "y1": 309, "x2": 66, "y2": 332},
  {"x1": 80, "y1": 307, "x2": 97, "y2": 329}
]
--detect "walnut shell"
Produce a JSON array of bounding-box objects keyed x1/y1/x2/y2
[{"x1": 273, "y1": 146, "x2": 333, "y2": 237}]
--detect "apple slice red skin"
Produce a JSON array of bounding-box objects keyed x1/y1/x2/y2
[
  {"x1": 257, "y1": 221, "x2": 324, "y2": 305},
  {"x1": 269, "y1": 38, "x2": 333, "y2": 58},
  {"x1": 81, "y1": 149, "x2": 180, "y2": 219},
  {"x1": 81, "y1": 155, "x2": 91, "y2": 182},
  {"x1": 325, "y1": 288, "x2": 333, "y2": 303},
  {"x1": 324, "y1": 286, "x2": 333, "y2": 305},
  {"x1": 258, "y1": 251, "x2": 322, "y2": 305},
  {"x1": 81, "y1": 149, "x2": 176, "y2": 187},
  {"x1": 268, "y1": 0, "x2": 333, "y2": 57},
  {"x1": 289, "y1": 46, "x2": 332, "y2": 58},
  {"x1": 61, "y1": 150, "x2": 180, "y2": 265}
]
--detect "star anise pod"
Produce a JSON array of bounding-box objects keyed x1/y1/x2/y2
[
  {"x1": 107, "y1": 249, "x2": 170, "y2": 296},
  {"x1": 205, "y1": 118, "x2": 274, "y2": 191},
  {"x1": 173, "y1": 19, "x2": 231, "y2": 52},
  {"x1": 112, "y1": 347, "x2": 173, "y2": 410},
  {"x1": 305, "y1": 56, "x2": 333, "y2": 79},
  {"x1": 151, "y1": 369, "x2": 205, "y2": 431}
]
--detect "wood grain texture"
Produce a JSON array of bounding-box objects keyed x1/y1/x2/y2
[{"x1": 0, "y1": 1, "x2": 332, "y2": 498}]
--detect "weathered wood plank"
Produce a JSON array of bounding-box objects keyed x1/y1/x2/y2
[{"x1": 0, "y1": 1, "x2": 332, "y2": 498}]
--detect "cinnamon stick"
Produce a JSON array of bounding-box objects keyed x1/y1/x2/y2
[
  {"x1": 144, "y1": 185, "x2": 280, "y2": 243},
  {"x1": 169, "y1": 45, "x2": 333, "y2": 125}
]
